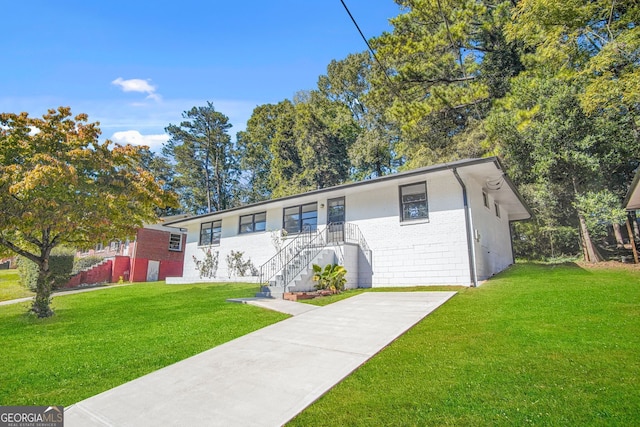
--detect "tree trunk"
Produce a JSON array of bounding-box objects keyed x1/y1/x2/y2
[
  {"x1": 578, "y1": 212, "x2": 604, "y2": 263},
  {"x1": 626, "y1": 215, "x2": 639, "y2": 264},
  {"x1": 32, "y1": 258, "x2": 54, "y2": 318},
  {"x1": 572, "y1": 176, "x2": 603, "y2": 263},
  {"x1": 613, "y1": 223, "x2": 624, "y2": 248},
  {"x1": 204, "y1": 148, "x2": 212, "y2": 214}
]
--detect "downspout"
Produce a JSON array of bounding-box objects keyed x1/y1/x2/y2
[
  {"x1": 452, "y1": 168, "x2": 478, "y2": 287},
  {"x1": 509, "y1": 220, "x2": 516, "y2": 265}
]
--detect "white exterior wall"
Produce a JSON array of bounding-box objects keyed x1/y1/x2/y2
[
  {"x1": 342, "y1": 173, "x2": 471, "y2": 287},
  {"x1": 182, "y1": 205, "x2": 287, "y2": 281},
  {"x1": 340, "y1": 243, "x2": 360, "y2": 289},
  {"x1": 465, "y1": 178, "x2": 515, "y2": 281},
  {"x1": 174, "y1": 164, "x2": 524, "y2": 288}
]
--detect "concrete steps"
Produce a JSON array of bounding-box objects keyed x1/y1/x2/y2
[{"x1": 256, "y1": 248, "x2": 337, "y2": 298}]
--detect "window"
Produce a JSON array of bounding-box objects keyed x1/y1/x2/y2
[
  {"x1": 199, "y1": 220, "x2": 222, "y2": 246},
  {"x1": 283, "y1": 203, "x2": 318, "y2": 233},
  {"x1": 239, "y1": 212, "x2": 266, "y2": 234},
  {"x1": 169, "y1": 233, "x2": 183, "y2": 251},
  {"x1": 494, "y1": 202, "x2": 501, "y2": 218},
  {"x1": 400, "y1": 182, "x2": 428, "y2": 221},
  {"x1": 483, "y1": 191, "x2": 489, "y2": 208}
]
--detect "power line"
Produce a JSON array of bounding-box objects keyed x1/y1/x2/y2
[{"x1": 339, "y1": 0, "x2": 396, "y2": 89}]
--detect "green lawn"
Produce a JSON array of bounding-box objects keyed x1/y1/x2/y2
[
  {"x1": 0, "y1": 269, "x2": 34, "y2": 301},
  {"x1": 0, "y1": 282, "x2": 288, "y2": 406},
  {"x1": 289, "y1": 263, "x2": 640, "y2": 426}
]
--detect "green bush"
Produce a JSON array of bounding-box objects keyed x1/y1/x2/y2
[
  {"x1": 18, "y1": 247, "x2": 75, "y2": 291},
  {"x1": 312, "y1": 263, "x2": 347, "y2": 293},
  {"x1": 16, "y1": 257, "x2": 38, "y2": 291},
  {"x1": 225, "y1": 250, "x2": 258, "y2": 277},
  {"x1": 72, "y1": 256, "x2": 105, "y2": 274}
]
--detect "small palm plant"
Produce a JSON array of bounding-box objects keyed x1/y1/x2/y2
[{"x1": 312, "y1": 263, "x2": 347, "y2": 294}]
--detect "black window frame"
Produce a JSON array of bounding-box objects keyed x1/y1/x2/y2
[
  {"x1": 494, "y1": 202, "x2": 501, "y2": 218},
  {"x1": 483, "y1": 191, "x2": 489, "y2": 209},
  {"x1": 199, "y1": 220, "x2": 222, "y2": 246},
  {"x1": 399, "y1": 181, "x2": 429, "y2": 222},
  {"x1": 283, "y1": 202, "x2": 318, "y2": 234},
  {"x1": 239, "y1": 212, "x2": 267, "y2": 234},
  {"x1": 169, "y1": 233, "x2": 183, "y2": 252}
]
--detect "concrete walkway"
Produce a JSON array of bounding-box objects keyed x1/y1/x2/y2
[
  {"x1": 65, "y1": 292, "x2": 456, "y2": 427},
  {"x1": 227, "y1": 297, "x2": 320, "y2": 316}
]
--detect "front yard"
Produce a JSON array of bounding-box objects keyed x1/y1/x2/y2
[
  {"x1": 0, "y1": 282, "x2": 288, "y2": 406},
  {"x1": 1, "y1": 263, "x2": 638, "y2": 426},
  {"x1": 0, "y1": 269, "x2": 34, "y2": 301},
  {"x1": 289, "y1": 263, "x2": 640, "y2": 426}
]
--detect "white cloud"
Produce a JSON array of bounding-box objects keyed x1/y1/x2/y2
[
  {"x1": 111, "y1": 77, "x2": 161, "y2": 101},
  {"x1": 0, "y1": 96, "x2": 258, "y2": 151},
  {"x1": 111, "y1": 130, "x2": 169, "y2": 151}
]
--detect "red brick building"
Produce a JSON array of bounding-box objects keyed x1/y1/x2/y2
[
  {"x1": 74, "y1": 216, "x2": 187, "y2": 284},
  {"x1": 126, "y1": 227, "x2": 186, "y2": 282}
]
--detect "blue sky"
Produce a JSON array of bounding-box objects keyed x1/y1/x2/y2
[{"x1": 1, "y1": 1, "x2": 400, "y2": 151}]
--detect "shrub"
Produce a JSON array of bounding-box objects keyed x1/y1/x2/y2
[
  {"x1": 226, "y1": 250, "x2": 258, "y2": 277},
  {"x1": 312, "y1": 263, "x2": 347, "y2": 293},
  {"x1": 72, "y1": 256, "x2": 105, "y2": 274},
  {"x1": 18, "y1": 247, "x2": 75, "y2": 291},
  {"x1": 193, "y1": 248, "x2": 219, "y2": 279}
]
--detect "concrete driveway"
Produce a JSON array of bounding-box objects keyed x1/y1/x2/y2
[{"x1": 65, "y1": 291, "x2": 456, "y2": 427}]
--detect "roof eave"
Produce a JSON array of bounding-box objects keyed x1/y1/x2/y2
[{"x1": 164, "y1": 157, "x2": 532, "y2": 226}]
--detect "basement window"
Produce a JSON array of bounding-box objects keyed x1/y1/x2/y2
[
  {"x1": 399, "y1": 182, "x2": 428, "y2": 222},
  {"x1": 169, "y1": 233, "x2": 183, "y2": 252}
]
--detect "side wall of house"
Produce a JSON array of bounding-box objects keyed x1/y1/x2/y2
[{"x1": 465, "y1": 178, "x2": 515, "y2": 281}]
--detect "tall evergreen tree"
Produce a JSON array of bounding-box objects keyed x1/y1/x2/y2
[
  {"x1": 293, "y1": 91, "x2": 359, "y2": 190},
  {"x1": 372, "y1": 0, "x2": 524, "y2": 167},
  {"x1": 318, "y1": 52, "x2": 400, "y2": 179},
  {"x1": 163, "y1": 102, "x2": 239, "y2": 214}
]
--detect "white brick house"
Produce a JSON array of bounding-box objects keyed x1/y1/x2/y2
[{"x1": 165, "y1": 157, "x2": 531, "y2": 296}]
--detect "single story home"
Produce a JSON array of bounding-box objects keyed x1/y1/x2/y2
[{"x1": 165, "y1": 157, "x2": 532, "y2": 297}]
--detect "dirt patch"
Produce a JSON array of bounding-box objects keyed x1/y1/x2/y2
[{"x1": 577, "y1": 260, "x2": 640, "y2": 271}]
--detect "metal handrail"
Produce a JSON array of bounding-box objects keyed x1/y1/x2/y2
[
  {"x1": 259, "y1": 222, "x2": 372, "y2": 289},
  {"x1": 326, "y1": 222, "x2": 372, "y2": 265},
  {"x1": 259, "y1": 225, "x2": 327, "y2": 286}
]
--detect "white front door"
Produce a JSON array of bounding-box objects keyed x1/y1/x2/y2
[{"x1": 146, "y1": 260, "x2": 160, "y2": 282}]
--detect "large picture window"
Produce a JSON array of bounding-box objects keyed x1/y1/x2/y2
[
  {"x1": 283, "y1": 203, "x2": 317, "y2": 234},
  {"x1": 199, "y1": 220, "x2": 222, "y2": 246},
  {"x1": 239, "y1": 212, "x2": 266, "y2": 234},
  {"x1": 400, "y1": 182, "x2": 428, "y2": 221}
]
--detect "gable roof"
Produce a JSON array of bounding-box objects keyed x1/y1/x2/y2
[
  {"x1": 624, "y1": 168, "x2": 640, "y2": 211},
  {"x1": 165, "y1": 157, "x2": 532, "y2": 227}
]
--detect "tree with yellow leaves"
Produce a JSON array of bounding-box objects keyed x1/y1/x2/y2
[{"x1": 0, "y1": 107, "x2": 177, "y2": 317}]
